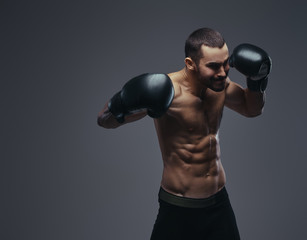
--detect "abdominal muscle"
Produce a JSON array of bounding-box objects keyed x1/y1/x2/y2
[
  {"x1": 154, "y1": 72, "x2": 227, "y2": 199},
  {"x1": 160, "y1": 133, "x2": 226, "y2": 199}
]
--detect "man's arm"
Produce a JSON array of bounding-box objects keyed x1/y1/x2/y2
[
  {"x1": 97, "y1": 102, "x2": 147, "y2": 129},
  {"x1": 225, "y1": 79, "x2": 265, "y2": 117},
  {"x1": 225, "y1": 43, "x2": 272, "y2": 117},
  {"x1": 97, "y1": 73, "x2": 174, "y2": 129}
]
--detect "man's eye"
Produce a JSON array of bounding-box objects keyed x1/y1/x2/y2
[{"x1": 209, "y1": 64, "x2": 220, "y2": 70}]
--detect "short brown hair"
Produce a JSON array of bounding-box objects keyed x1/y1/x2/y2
[{"x1": 185, "y1": 28, "x2": 225, "y2": 64}]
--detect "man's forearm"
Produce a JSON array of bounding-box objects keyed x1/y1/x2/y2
[
  {"x1": 97, "y1": 102, "x2": 121, "y2": 128},
  {"x1": 97, "y1": 102, "x2": 148, "y2": 129},
  {"x1": 244, "y1": 89, "x2": 265, "y2": 117}
]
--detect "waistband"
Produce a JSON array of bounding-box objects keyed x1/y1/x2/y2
[{"x1": 158, "y1": 187, "x2": 228, "y2": 208}]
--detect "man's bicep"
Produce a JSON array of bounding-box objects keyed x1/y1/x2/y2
[{"x1": 124, "y1": 109, "x2": 148, "y2": 123}]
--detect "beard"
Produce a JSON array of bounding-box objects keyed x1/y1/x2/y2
[
  {"x1": 194, "y1": 65, "x2": 228, "y2": 92},
  {"x1": 209, "y1": 76, "x2": 227, "y2": 92}
]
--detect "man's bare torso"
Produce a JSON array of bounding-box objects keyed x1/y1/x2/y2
[{"x1": 154, "y1": 69, "x2": 228, "y2": 198}]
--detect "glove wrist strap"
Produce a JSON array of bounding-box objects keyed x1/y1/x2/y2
[
  {"x1": 108, "y1": 91, "x2": 125, "y2": 123},
  {"x1": 247, "y1": 77, "x2": 268, "y2": 93}
]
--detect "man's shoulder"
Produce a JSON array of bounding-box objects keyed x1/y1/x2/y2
[{"x1": 167, "y1": 72, "x2": 183, "y2": 97}]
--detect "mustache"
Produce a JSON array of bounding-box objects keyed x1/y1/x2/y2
[{"x1": 213, "y1": 76, "x2": 227, "y2": 81}]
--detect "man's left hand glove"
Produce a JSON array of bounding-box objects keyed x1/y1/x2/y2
[{"x1": 229, "y1": 43, "x2": 272, "y2": 92}]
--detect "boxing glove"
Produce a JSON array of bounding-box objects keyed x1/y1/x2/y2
[
  {"x1": 229, "y1": 43, "x2": 272, "y2": 92},
  {"x1": 108, "y1": 73, "x2": 174, "y2": 123}
]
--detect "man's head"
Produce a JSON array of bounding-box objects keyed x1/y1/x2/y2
[
  {"x1": 185, "y1": 28, "x2": 225, "y2": 65},
  {"x1": 184, "y1": 28, "x2": 229, "y2": 92}
]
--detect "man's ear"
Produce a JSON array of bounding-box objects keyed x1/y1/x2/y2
[{"x1": 185, "y1": 57, "x2": 196, "y2": 71}]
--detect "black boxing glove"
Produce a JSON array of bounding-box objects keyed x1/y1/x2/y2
[
  {"x1": 108, "y1": 73, "x2": 174, "y2": 123},
  {"x1": 229, "y1": 43, "x2": 272, "y2": 92}
]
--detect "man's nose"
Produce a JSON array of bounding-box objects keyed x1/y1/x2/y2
[{"x1": 217, "y1": 66, "x2": 228, "y2": 77}]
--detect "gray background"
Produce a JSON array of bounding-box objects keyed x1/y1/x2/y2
[{"x1": 1, "y1": 0, "x2": 307, "y2": 239}]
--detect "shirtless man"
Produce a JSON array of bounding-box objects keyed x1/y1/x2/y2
[{"x1": 97, "y1": 28, "x2": 272, "y2": 240}]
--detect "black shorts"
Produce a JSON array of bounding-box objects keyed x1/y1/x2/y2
[{"x1": 150, "y1": 187, "x2": 240, "y2": 240}]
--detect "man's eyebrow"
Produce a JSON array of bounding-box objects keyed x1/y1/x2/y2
[{"x1": 206, "y1": 57, "x2": 229, "y2": 65}]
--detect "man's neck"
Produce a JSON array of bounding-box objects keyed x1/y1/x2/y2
[{"x1": 180, "y1": 67, "x2": 207, "y2": 99}]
